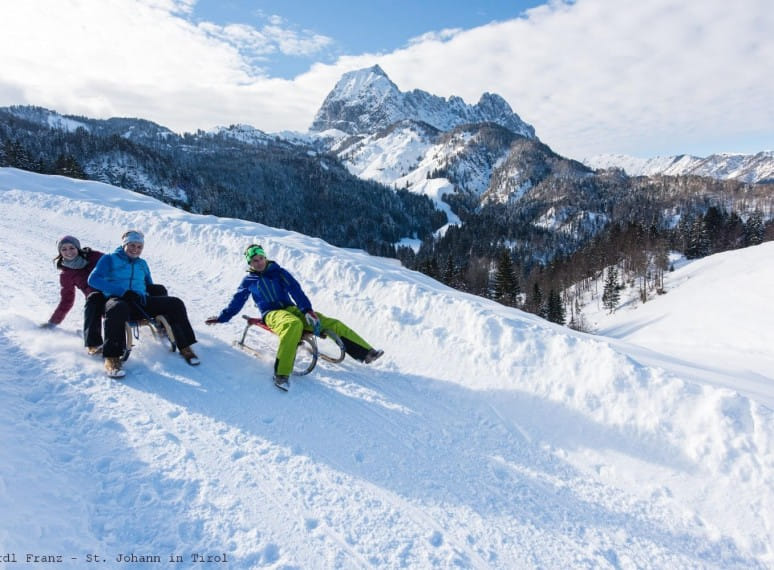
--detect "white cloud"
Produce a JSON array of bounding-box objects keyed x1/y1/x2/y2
[
  {"x1": 0, "y1": 0, "x2": 772, "y2": 158},
  {"x1": 198, "y1": 16, "x2": 333, "y2": 60},
  {"x1": 361, "y1": 0, "x2": 774, "y2": 157},
  {"x1": 136, "y1": 0, "x2": 194, "y2": 14},
  {"x1": 262, "y1": 24, "x2": 333, "y2": 57},
  {"x1": 407, "y1": 28, "x2": 463, "y2": 46}
]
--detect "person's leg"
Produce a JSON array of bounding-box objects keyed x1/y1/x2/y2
[
  {"x1": 143, "y1": 296, "x2": 197, "y2": 350},
  {"x1": 264, "y1": 309, "x2": 304, "y2": 377},
  {"x1": 83, "y1": 291, "x2": 106, "y2": 347},
  {"x1": 315, "y1": 312, "x2": 373, "y2": 361},
  {"x1": 102, "y1": 297, "x2": 130, "y2": 358}
]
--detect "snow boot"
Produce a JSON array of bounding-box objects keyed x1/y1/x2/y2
[
  {"x1": 87, "y1": 345, "x2": 103, "y2": 356},
  {"x1": 273, "y1": 374, "x2": 289, "y2": 391},
  {"x1": 180, "y1": 346, "x2": 200, "y2": 366},
  {"x1": 364, "y1": 348, "x2": 384, "y2": 364},
  {"x1": 104, "y1": 357, "x2": 125, "y2": 378}
]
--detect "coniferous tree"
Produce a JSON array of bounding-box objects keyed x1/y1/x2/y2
[
  {"x1": 441, "y1": 254, "x2": 456, "y2": 286},
  {"x1": 745, "y1": 211, "x2": 765, "y2": 246},
  {"x1": 653, "y1": 245, "x2": 669, "y2": 293},
  {"x1": 722, "y1": 212, "x2": 746, "y2": 250},
  {"x1": 492, "y1": 250, "x2": 520, "y2": 306},
  {"x1": 546, "y1": 289, "x2": 565, "y2": 324},
  {"x1": 422, "y1": 257, "x2": 440, "y2": 280},
  {"x1": 602, "y1": 266, "x2": 620, "y2": 313},
  {"x1": 7, "y1": 140, "x2": 33, "y2": 171},
  {"x1": 686, "y1": 217, "x2": 710, "y2": 259},
  {"x1": 703, "y1": 206, "x2": 726, "y2": 253},
  {"x1": 54, "y1": 154, "x2": 87, "y2": 179},
  {"x1": 441, "y1": 254, "x2": 467, "y2": 289},
  {"x1": 529, "y1": 282, "x2": 545, "y2": 317}
]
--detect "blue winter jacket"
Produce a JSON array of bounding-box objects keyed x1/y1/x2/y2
[
  {"x1": 216, "y1": 261, "x2": 312, "y2": 322},
  {"x1": 88, "y1": 246, "x2": 153, "y2": 300}
]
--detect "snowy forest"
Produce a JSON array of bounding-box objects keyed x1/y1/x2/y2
[{"x1": 400, "y1": 174, "x2": 774, "y2": 326}]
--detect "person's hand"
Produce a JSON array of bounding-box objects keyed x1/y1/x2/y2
[
  {"x1": 39, "y1": 321, "x2": 56, "y2": 329},
  {"x1": 122, "y1": 290, "x2": 144, "y2": 305},
  {"x1": 304, "y1": 310, "x2": 321, "y2": 335},
  {"x1": 205, "y1": 316, "x2": 220, "y2": 325}
]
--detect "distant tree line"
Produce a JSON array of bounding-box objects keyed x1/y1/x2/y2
[{"x1": 0, "y1": 137, "x2": 87, "y2": 179}]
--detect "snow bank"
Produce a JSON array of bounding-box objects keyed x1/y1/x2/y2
[{"x1": 1, "y1": 167, "x2": 772, "y2": 568}]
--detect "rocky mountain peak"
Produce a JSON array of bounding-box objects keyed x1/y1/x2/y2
[
  {"x1": 310, "y1": 65, "x2": 536, "y2": 139},
  {"x1": 329, "y1": 65, "x2": 398, "y2": 100}
]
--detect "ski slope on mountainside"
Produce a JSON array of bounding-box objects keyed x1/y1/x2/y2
[{"x1": 1, "y1": 168, "x2": 772, "y2": 568}]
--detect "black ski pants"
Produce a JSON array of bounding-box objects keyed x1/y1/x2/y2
[
  {"x1": 84, "y1": 284, "x2": 167, "y2": 349},
  {"x1": 83, "y1": 291, "x2": 106, "y2": 348},
  {"x1": 102, "y1": 293, "x2": 196, "y2": 358}
]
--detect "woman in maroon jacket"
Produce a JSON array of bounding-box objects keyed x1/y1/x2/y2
[{"x1": 42, "y1": 235, "x2": 106, "y2": 354}]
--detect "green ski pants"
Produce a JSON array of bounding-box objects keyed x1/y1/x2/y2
[{"x1": 264, "y1": 306, "x2": 373, "y2": 376}]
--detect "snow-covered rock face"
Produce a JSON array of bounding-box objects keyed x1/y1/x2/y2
[
  {"x1": 327, "y1": 114, "x2": 593, "y2": 219},
  {"x1": 339, "y1": 121, "x2": 518, "y2": 195},
  {"x1": 310, "y1": 65, "x2": 536, "y2": 139},
  {"x1": 309, "y1": 66, "x2": 603, "y2": 216}
]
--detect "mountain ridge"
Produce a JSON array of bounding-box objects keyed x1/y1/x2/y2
[
  {"x1": 584, "y1": 151, "x2": 774, "y2": 184},
  {"x1": 310, "y1": 64, "x2": 536, "y2": 139}
]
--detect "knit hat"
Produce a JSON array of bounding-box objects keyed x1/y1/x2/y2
[
  {"x1": 122, "y1": 230, "x2": 145, "y2": 245},
  {"x1": 57, "y1": 235, "x2": 81, "y2": 252},
  {"x1": 244, "y1": 244, "x2": 266, "y2": 262}
]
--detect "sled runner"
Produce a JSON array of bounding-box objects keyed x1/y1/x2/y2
[
  {"x1": 122, "y1": 315, "x2": 176, "y2": 361},
  {"x1": 234, "y1": 314, "x2": 345, "y2": 376}
]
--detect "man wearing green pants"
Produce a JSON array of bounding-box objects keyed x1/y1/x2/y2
[{"x1": 206, "y1": 244, "x2": 383, "y2": 390}]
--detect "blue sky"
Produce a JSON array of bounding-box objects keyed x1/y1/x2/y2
[
  {"x1": 0, "y1": 0, "x2": 772, "y2": 159},
  {"x1": 189, "y1": 0, "x2": 545, "y2": 78}
]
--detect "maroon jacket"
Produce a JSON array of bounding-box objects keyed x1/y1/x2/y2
[{"x1": 49, "y1": 249, "x2": 104, "y2": 324}]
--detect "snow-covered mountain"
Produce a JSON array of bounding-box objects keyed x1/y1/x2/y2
[
  {"x1": 310, "y1": 65, "x2": 535, "y2": 139},
  {"x1": 308, "y1": 67, "x2": 772, "y2": 224},
  {"x1": 584, "y1": 151, "x2": 774, "y2": 184},
  {"x1": 308, "y1": 66, "x2": 594, "y2": 212},
  {"x1": 2, "y1": 167, "x2": 773, "y2": 567}
]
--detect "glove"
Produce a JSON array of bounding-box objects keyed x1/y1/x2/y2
[
  {"x1": 205, "y1": 316, "x2": 220, "y2": 325},
  {"x1": 304, "y1": 310, "x2": 321, "y2": 336},
  {"x1": 39, "y1": 321, "x2": 56, "y2": 329},
  {"x1": 122, "y1": 290, "x2": 145, "y2": 305}
]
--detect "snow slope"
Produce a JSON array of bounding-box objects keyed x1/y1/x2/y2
[
  {"x1": 1, "y1": 167, "x2": 773, "y2": 568},
  {"x1": 595, "y1": 247, "x2": 774, "y2": 409}
]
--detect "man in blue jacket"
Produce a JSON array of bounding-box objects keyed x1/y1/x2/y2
[
  {"x1": 206, "y1": 244, "x2": 382, "y2": 390},
  {"x1": 89, "y1": 230, "x2": 199, "y2": 377}
]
